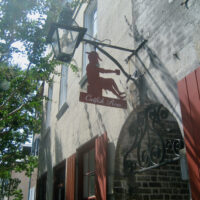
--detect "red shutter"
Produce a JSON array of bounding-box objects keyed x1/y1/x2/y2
[
  {"x1": 178, "y1": 67, "x2": 200, "y2": 199},
  {"x1": 66, "y1": 154, "x2": 76, "y2": 200},
  {"x1": 95, "y1": 133, "x2": 108, "y2": 200}
]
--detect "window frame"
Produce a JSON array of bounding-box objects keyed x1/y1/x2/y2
[
  {"x1": 77, "y1": 137, "x2": 96, "y2": 200},
  {"x1": 33, "y1": 138, "x2": 40, "y2": 156},
  {"x1": 66, "y1": 133, "x2": 107, "y2": 200},
  {"x1": 82, "y1": 0, "x2": 97, "y2": 78},
  {"x1": 46, "y1": 82, "x2": 53, "y2": 129},
  {"x1": 57, "y1": 65, "x2": 69, "y2": 120},
  {"x1": 82, "y1": 148, "x2": 95, "y2": 199}
]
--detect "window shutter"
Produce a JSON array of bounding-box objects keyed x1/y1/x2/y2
[
  {"x1": 95, "y1": 133, "x2": 108, "y2": 200},
  {"x1": 66, "y1": 154, "x2": 76, "y2": 200},
  {"x1": 178, "y1": 67, "x2": 200, "y2": 199}
]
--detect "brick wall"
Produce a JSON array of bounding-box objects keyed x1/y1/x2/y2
[
  {"x1": 128, "y1": 162, "x2": 189, "y2": 200},
  {"x1": 11, "y1": 171, "x2": 29, "y2": 200}
]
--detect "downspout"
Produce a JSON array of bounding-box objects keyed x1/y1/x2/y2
[{"x1": 27, "y1": 134, "x2": 35, "y2": 200}]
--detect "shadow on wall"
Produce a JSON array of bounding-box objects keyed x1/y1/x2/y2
[
  {"x1": 124, "y1": 13, "x2": 182, "y2": 123},
  {"x1": 39, "y1": 128, "x2": 64, "y2": 200},
  {"x1": 107, "y1": 142, "x2": 116, "y2": 200},
  {"x1": 54, "y1": 129, "x2": 64, "y2": 165},
  {"x1": 84, "y1": 103, "x2": 93, "y2": 138},
  {"x1": 38, "y1": 129, "x2": 53, "y2": 200}
]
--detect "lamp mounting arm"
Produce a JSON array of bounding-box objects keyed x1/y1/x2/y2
[{"x1": 82, "y1": 39, "x2": 135, "y2": 53}]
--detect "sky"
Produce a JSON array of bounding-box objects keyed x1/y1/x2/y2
[
  {"x1": 11, "y1": 12, "x2": 45, "y2": 70},
  {"x1": 11, "y1": 41, "x2": 29, "y2": 69}
]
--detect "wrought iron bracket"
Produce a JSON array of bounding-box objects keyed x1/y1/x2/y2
[
  {"x1": 82, "y1": 39, "x2": 147, "y2": 83},
  {"x1": 123, "y1": 104, "x2": 185, "y2": 175}
]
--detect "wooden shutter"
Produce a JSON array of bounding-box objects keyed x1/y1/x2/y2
[
  {"x1": 178, "y1": 67, "x2": 200, "y2": 199},
  {"x1": 95, "y1": 133, "x2": 108, "y2": 200},
  {"x1": 66, "y1": 154, "x2": 76, "y2": 200}
]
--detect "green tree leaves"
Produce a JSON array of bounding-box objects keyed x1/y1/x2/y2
[
  {"x1": 0, "y1": 0, "x2": 58, "y2": 198},
  {"x1": 0, "y1": 0, "x2": 85, "y2": 198}
]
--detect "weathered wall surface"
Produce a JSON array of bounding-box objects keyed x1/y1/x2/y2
[
  {"x1": 38, "y1": 0, "x2": 200, "y2": 199},
  {"x1": 113, "y1": 0, "x2": 200, "y2": 199},
  {"x1": 38, "y1": 0, "x2": 135, "y2": 199},
  {"x1": 130, "y1": 0, "x2": 200, "y2": 134}
]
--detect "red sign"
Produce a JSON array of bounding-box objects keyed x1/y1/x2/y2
[
  {"x1": 79, "y1": 51, "x2": 127, "y2": 109},
  {"x1": 80, "y1": 92, "x2": 127, "y2": 109}
]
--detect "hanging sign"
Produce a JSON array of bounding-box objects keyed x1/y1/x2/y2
[{"x1": 79, "y1": 51, "x2": 127, "y2": 109}]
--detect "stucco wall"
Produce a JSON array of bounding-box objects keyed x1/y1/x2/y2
[
  {"x1": 39, "y1": 1, "x2": 134, "y2": 199},
  {"x1": 38, "y1": 0, "x2": 200, "y2": 199}
]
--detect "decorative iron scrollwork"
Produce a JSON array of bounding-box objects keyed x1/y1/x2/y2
[{"x1": 123, "y1": 104, "x2": 184, "y2": 175}]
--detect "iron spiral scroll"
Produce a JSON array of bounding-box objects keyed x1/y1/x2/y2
[{"x1": 123, "y1": 104, "x2": 184, "y2": 175}]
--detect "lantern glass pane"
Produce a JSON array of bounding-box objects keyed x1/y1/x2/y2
[
  {"x1": 58, "y1": 28, "x2": 79, "y2": 55},
  {"x1": 52, "y1": 30, "x2": 60, "y2": 57}
]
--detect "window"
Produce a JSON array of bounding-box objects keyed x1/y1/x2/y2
[
  {"x1": 57, "y1": 65, "x2": 69, "y2": 120},
  {"x1": 59, "y1": 65, "x2": 68, "y2": 110},
  {"x1": 46, "y1": 82, "x2": 53, "y2": 128},
  {"x1": 66, "y1": 133, "x2": 107, "y2": 200},
  {"x1": 53, "y1": 161, "x2": 66, "y2": 200},
  {"x1": 83, "y1": 149, "x2": 95, "y2": 198},
  {"x1": 82, "y1": 0, "x2": 97, "y2": 76},
  {"x1": 78, "y1": 143, "x2": 95, "y2": 199},
  {"x1": 36, "y1": 173, "x2": 47, "y2": 200},
  {"x1": 32, "y1": 138, "x2": 40, "y2": 156}
]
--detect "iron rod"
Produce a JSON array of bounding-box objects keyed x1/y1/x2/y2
[
  {"x1": 82, "y1": 39, "x2": 147, "y2": 82},
  {"x1": 93, "y1": 44, "x2": 136, "y2": 82},
  {"x1": 134, "y1": 156, "x2": 180, "y2": 174},
  {"x1": 83, "y1": 39, "x2": 135, "y2": 53},
  {"x1": 126, "y1": 40, "x2": 147, "y2": 62}
]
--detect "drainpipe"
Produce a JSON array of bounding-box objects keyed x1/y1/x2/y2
[{"x1": 27, "y1": 134, "x2": 35, "y2": 200}]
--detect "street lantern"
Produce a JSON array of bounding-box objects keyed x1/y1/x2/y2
[
  {"x1": 47, "y1": 5, "x2": 147, "y2": 82},
  {"x1": 47, "y1": 22, "x2": 87, "y2": 63}
]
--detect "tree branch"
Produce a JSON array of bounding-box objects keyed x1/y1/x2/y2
[
  {"x1": 0, "y1": 62, "x2": 32, "y2": 110},
  {"x1": 0, "y1": 103, "x2": 26, "y2": 122}
]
